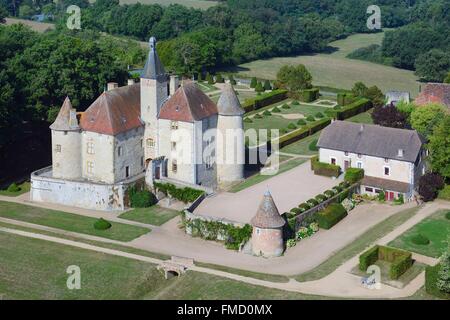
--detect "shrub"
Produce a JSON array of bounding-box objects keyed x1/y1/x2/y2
[
  {"x1": 154, "y1": 182, "x2": 204, "y2": 203},
  {"x1": 291, "y1": 100, "x2": 300, "y2": 105},
  {"x1": 339, "y1": 181, "x2": 350, "y2": 188},
  {"x1": 290, "y1": 207, "x2": 303, "y2": 216},
  {"x1": 306, "y1": 198, "x2": 319, "y2": 207},
  {"x1": 272, "y1": 106, "x2": 281, "y2": 113},
  {"x1": 287, "y1": 239, "x2": 296, "y2": 248},
  {"x1": 282, "y1": 103, "x2": 290, "y2": 109},
  {"x1": 263, "y1": 110, "x2": 271, "y2": 116},
  {"x1": 308, "y1": 139, "x2": 318, "y2": 151},
  {"x1": 419, "y1": 173, "x2": 445, "y2": 202},
  {"x1": 437, "y1": 250, "x2": 450, "y2": 294},
  {"x1": 225, "y1": 224, "x2": 252, "y2": 250},
  {"x1": 287, "y1": 123, "x2": 297, "y2": 130},
  {"x1": 333, "y1": 105, "x2": 342, "y2": 110},
  {"x1": 394, "y1": 194, "x2": 404, "y2": 205},
  {"x1": 250, "y1": 77, "x2": 257, "y2": 88},
  {"x1": 359, "y1": 246, "x2": 379, "y2": 271},
  {"x1": 263, "y1": 79, "x2": 272, "y2": 91},
  {"x1": 426, "y1": 263, "x2": 450, "y2": 299},
  {"x1": 255, "y1": 82, "x2": 264, "y2": 92},
  {"x1": 243, "y1": 117, "x2": 253, "y2": 123},
  {"x1": 332, "y1": 185, "x2": 343, "y2": 193},
  {"x1": 311, "y1": 156, "x2": 341, "y2": 178},
  {"x1": 316, "y1": 203, "x2": 348, "y2": 229},
  {"x1": 315, "y1": 112, "x2": 324, "y2": 118},
  {"x1": 206, "y1": 72, "x2": 214, "y2": 84},
  {"x1": 306, "y1": 115, "x2": 315, "y2": 122},
  {"x1": 129, "y1": 187, "x2": 157, "y2": 208},
  {"x1": 297, "y1": 119, "x2": 306, "y2": 125},
  {"x1": 300, "y1": 88, "x2": 320, "y2": 102},
  {"x1": 215, "y1": 73, "x2": 224, "y2": 83},
  {"x1": 254, "y1": 113, "x2": 263, "y2": 119},
  {"x1": 298, "y1": 203, "x2": 311, "y2": 211},
  {"x1": 228, "y1": 75, "x2": 236, "y2": 85},
  {"x1": 94, "y1": 218, "x2": 112, "y2": 230},
  {"x1": 446, "y1": 211, "x2": 450, "y2": 220},
  {"x1": 341, "y1": 198, "x2": 355, "y2": 211},
  {"x1": 344, "y1": 168, "x2": 364, "y2": 184},
  {"x1": 7, "y1": 183, "x2": 20, "y2": 192},
  {"x1": 315, "y1": 194, "x2": 327, "y2": 203},
  {"x1": 377, "y1": 190, "x2": 386, "y2": 201},
  {"x1": 438, "y1": 185, "x2": 450, "y2": 201},
  {"x1": 324, "y1": 189, "x2": 336, "y2": 198},
  {"x1": 242, "y1": 90, "x2": 288, "y2": 113},
  {"x1": 411, "y1": 234, "x2": 430, "y2": 245}
]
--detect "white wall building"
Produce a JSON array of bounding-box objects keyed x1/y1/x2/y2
[
  {"x1": 317, "y1": 121, "x2": 426, "y2": 201},
  {"x1": 30, "y1": 37, "x2": 245, "y2": 211}
]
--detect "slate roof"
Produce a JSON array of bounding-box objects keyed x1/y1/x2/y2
[
  {"x1": 361, "y1": 176, "x2": 411, "y2": 193},
  {"x1": 50, "y1": 97, "x2": 80, "y2": 131},
  {"x1": 317, "y1": 121, "x2": 423, "y2": 163},
  {"x1": 217, "y1": 84, "x2": 245, "y2": 116},
  {"x1": 79, "y1": 84, "x2": 142, "y2": 136},
  {"x1": 159, "y1": 81, "x2": 218, "y2": 122},
  {"x1": 141, "y1": 37, "x2": 166, "y2": 81},
  {"x1": 250, "y1": 190, "x2": 286, "y2": 229},
  {"x1": 415, "y1": 83, "x2": 450, "y2": 108}
]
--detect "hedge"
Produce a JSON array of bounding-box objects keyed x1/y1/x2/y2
[
  {"x1": 300, "y1": 88, "x2": 319, "y2": 102},
  {"x1": 337, "y1": 92, "x2": 355, "y2": 106},
  {"x1": 242, "y1": 89, "x2": 288, "y2": 113},
  {"x1": 425, "y1": 264, "x2": 450, "y2": 299},
  {"x1": 311, "y1": 155, "x2": 341, "y2": 178},
  {"x1": 316, "y1": 203, "x2": 348, "y2": 229},
  {"x1": 154, "y1": 182, "x2": 204, "y2": 203},
  {"x1": 326, "y1": 98, "x2": 372, "y2": 120},
  {"x1": 359, "y1": 245, "x2": 379, "y2": 271},
  {"x1": 344, "y1": 168, "x2": 364, "y2": 184},
  {"x1": 277, "y1": 118, "x2": 331, "y2": 148}
]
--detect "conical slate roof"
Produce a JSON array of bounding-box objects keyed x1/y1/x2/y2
[
  {"x1": 217, "y1": 84, "x2": 245, "y2": 116},
  {"x1": 250, "y1": 190, "x2": 286, "y2": 229},
  {"x1": 50, "y1": 97, "x2": 79, "y2": 131},
  {"x1": 141, "y1": 37, "x2": 166, "y2": 80}
]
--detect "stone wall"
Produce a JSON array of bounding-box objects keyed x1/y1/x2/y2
[{"x1": 252, "y1": 227, "x2": 284, "y2": 257}]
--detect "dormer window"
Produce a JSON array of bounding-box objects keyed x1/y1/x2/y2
[
  {"x1": 398, "y1": 149, "x2": 404, "y2": 158},
  {"x1": 384, "y1": 158, "x2": 389, "y2": 163},
  {"x1": 344, "y1": 151, "x2": 348, "y2": 156}
]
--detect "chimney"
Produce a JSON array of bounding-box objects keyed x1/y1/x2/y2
[
  {"x1": 398, "y1": 149, "x2": 404, "y2": 157},
  {"x1": 69, "y1": 109, "x2": 78, "y2": 128},
  {"x1": 107, "y1": 82, "x2": 118, "y2": 91},
  {"x1": 170, "y1": 75, "x2": 180, "y2": 95},
  {"x1": 127, "y1": 79, "x2": 135, "y2": 86}
]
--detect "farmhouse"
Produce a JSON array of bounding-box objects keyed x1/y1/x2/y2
[
  {"x1": 30, "y1": 37, "x2": 245, "y2": 211},
  {"x1": 317, "y1": 121, "x2": 426, "y2": 201},
  {"x1": 415, "y1": 83, "x2": 450, "y2": 108}
]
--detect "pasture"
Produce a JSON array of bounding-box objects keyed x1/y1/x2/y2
[{"x1": 117, "y1": 0, "x2": 217, "y2": 9}]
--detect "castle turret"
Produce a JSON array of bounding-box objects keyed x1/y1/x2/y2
[
  {"x1": 50, "y1": 97, "x2": 81, "y2": 179},
  {"x1": 251, "y1": 190, "x2": 285, "y2": 257},
  {"x1": 216, "y1": 84, "x2": 245, "y2": 187},
  {"x1": 140, "y1": 36, "x2": 168, "y2": 161}
]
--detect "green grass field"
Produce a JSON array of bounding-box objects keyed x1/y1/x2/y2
[
  {"x1": 346, "y1": 111, "x2": 374, "y2": 124},
  {"x1": 279, "y1": 131, "x2": 321, "y2": 156},
  {"x1": 232, "y1": 31, "x2": 420, "y2": 97},
  {"x1": 117, "y1": 0, "x2": 217, "y2": 9},
  {"x1": 0, "y1": 231, "x2": 330, "y2": 300},
  {"x1": 0, "y1": 201, "x2": 150, "y2": 242},
  {"x1": 388, "y1": 210, "x2": 450, "y2": 258},
  {"x1": 118, "y1": 206, "x2": 179, "y2": 226}
]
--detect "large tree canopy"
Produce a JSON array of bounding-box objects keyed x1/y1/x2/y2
[
  {"x1": 428, "y1": 115, "x2": 450, "y2": 180},
  {"x1": 276, "y1": 64, "x2": 313, "y2": 92},
  {"x1": 410, "y1": 103, "x2": 447, "y2": 138}
]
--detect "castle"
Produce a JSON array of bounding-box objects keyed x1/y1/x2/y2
[{"x1": 30, "y1": 37, "x2": 245, "y2": 211}]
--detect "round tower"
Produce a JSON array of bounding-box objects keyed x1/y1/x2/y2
[
  {"x1": 216, "y1": 84, "x2": 245, "y2": 187},
  {"x1": 251, "y1": 190, "x2": 286, "y2": 257},
  {"x1": 50, "y1": 97, "x2": 82, "y2": 179}
]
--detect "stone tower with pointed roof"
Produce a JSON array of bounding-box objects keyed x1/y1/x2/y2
[
  {"x1": 140, "y1": 37, "x2": 169, "y2": 162},
  {"x1": 216, "y1": 84, "x2": 245, "y2": 187},
  {"x1": 50, "y1": 97, "x2": 82, "y2": 179},
  {"x1": 251, "y1": 190, "x2": 285, "y2": 257}
]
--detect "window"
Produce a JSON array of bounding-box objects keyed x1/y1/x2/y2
[
  {"x1": 87, "y1": 142, "x2": 94, "y2": 154},
  {"x1": 357, "y1": 162, "x2": 363, "y2": 169},
  {"x1": 171, "y1": 142, "x2": 176, "y2": 151},
  {"x1": 146, "y1": 138, "x2": 154, "y2": 147},
  {"x1": 86, "y1": 161, "x2": 94, "y2": 175},
  {"x1": 172, "y1": 160, "x2": 177, "y2": 173},
  {"x1": 125, "y1": 166, "x2": 130, "y2": 178},
  {"x1": 55, "y1": 144, "x2": 61, "y2": 152},
  {"x1": 344, "y1": 151, "x2": 348, "y2": 156},
  {"x1": 384, "y1": 158, "x2": 389, "y2": 163},
  {"x1": 357, "y1": 153, "x2": 362, "y2": 158},
  {"x1": 365, "y1": 187, "x2": 374, "y2": 193},
  {"x1": 171, "y1": 121, "x2": 179, "y2": 130},
  {"x1": 375, "y1": 189, "x2": 381, "y2": 194},
  {"x1": 256, "y1": 228, "x2": 260, "y2": 235},
  {"x1": 384, "y1": 166, "x2": 390, "y2": 176},
  {"x1": 118, "y1": 146, "x2": 122, "y2": 157},
  {"x1": 330, "y1": 157, "x2": 336, "y2": 165}
]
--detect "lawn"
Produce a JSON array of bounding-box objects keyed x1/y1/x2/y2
[
  {"x1": 118, "y1": 206, "x2": 179, "y2": 226},
  {"x1": 229, "y1": 158, "x2": 307, "y2": 193},
  {"x1": 0, "y1": 230, "x2": 332, "y2": 300},
  {"x1": 0, "y1": 201, "x2": 150, "y2": 242},
  {"x1": 0, "y1": 182, "x2": 30, "y2": 197},
  {"x1": 231, "y1": 31, "x2": 420, "y2": 97},
  {"x1": 388, "y1": 210, "x2": 450, "y2": 258},
  {"x1": 347, "y1": 111, "x2": 374, "y2": 124},
  {"x1": 280, "y1": 131, "x2": 321, "y2": 156},
  {"x1": 294, "y1": 205, "x2": 422, "y2": 282}
]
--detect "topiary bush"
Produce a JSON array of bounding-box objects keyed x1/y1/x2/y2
[
  {"x1": 298, "y1": 203, "x2": 311, "y2": 211},
  {"x1": 282, "y1": 103, "x2": 290, "y2": 109},
  {"x1": 94, "y1": 218, "x2": 112, "y2": 230},
  {"x1": 129, "y1": 187, "x2": 157, "y2": 208},
  {"x1": 243, "y1": 117, "x2": 253, "y2": 123},
  {"x1": 315, "y1": 194, "x2": 327, "y2": 203},
  {"x1": 290, "y1": 207, "x2": 303, "y2": 216},
  {"x1": 311, "y1": 156, "x2": 341, "y2": 178},
  {"x1": 306, "y1": 198, "x2": 319, "y2": 207},
  {"x1": 254, "y1": 113, "x2": 263, "y2": 119},
  {"x1": 315, "y1": 112, "x2": 324, "y2": 118},
  {"x1": 324, "y1": 189, "x2": 336, "y2": 198},
  {"x1": 263, "y1": 110, "x2": 272, "y2": 116},
  {"x1": 7, "y1": 183, "x2": 21, "y2": 192},
  {"x1": 272, "y1": 106, "x2": 281, "y2": 113},
  {"x1": 287, "y1": 123, "x2": 297, "y2": 130},
  {"x1": 291, "y1": 100, "x2": 300, "y2": 105},
  {"x1": 297, "y1": 119, "x2": 306, "y2": 125},
  {"x1": 308, "y1": 139, "x2": 318, "y2": 151},
  {"x1": 316, "y1": 203, "x2": 348, "y2": 229},
  {"x1": 446, "y1": 211, "x2": 450, "y2": 220},
  {"x1": 306, "y1": 115, "x2": 315, "y2": 122},
  {"x1": 411, "y1": 234, "x2": 430, "y2": 245}
]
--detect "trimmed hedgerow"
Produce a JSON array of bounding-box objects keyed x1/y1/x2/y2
[
  {"x1": 242, "y1": 89, "x2": 288, "y2": 113},
  {"x1": 308, "y1": 139, "x2": 318, "y2": 151},
  {"x1": 316, "y1": 203, "x2": 347, "y2": 230},
  {"x1": 277, "y1": 118, "x2": 331, "y2": 148},
  {"x1": 298, "y1": 203, "x2": 311, "y2": 211},
  {"x1": 326, "y1": 98, "x2": 372, "y2": 120},
  {"x1": 307, "y1": 198, "x2": 319, "y2": 207},
  {"x1": 315, "y1": 194, "x2": 327, "y2": 203},
  {"x1": 311, "y1": 156, "x2": 341, "y2": 178},
  {"x1": 344, "y1": 168, "x2": 365, "y2": 184},
  {"x1": 359, "y1": 245, "x2": 379, "y2": 271},
  {"x1": 154, "y1": 182, "x2": 204, "y2": 203},
  {"x1": 337, "y1": 92, "x2": 355, "y2": 106},
  {"x1": 300, "y1": 88, "x2": 320, "y2": 102}
]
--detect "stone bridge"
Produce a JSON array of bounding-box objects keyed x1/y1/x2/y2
[{"x1": 157, "y1": 256, "x2": 194, "y2": 279}]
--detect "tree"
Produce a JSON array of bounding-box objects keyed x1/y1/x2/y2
[
  {"x1": 215, "y1": 73, "x2": 224, "y2": 83},
  {"x1": 445, "y1": 72, "x2": 450, "y2": 84},
  {"x1": 18, "y1": 4, "x2": 34, "y2": 19},
  {"x1": 0, "y1": 5, "x2": 7, "y2": 23},
  {"x1": 437, "y1": 250, "x2": 450, "y2": 294},
  {"x1": 255, "y1": 81, "x2": 264, "y2": 93},
  {"x1": 263, "y1": 79, "x2": 272, "y2": 91},
  {"x1": 352, "y1": 82, "x2": 368, "y2": 98},
  {"x1": 428, "y1": 115, "x2": 450, "y2": 180},
  {"x1": 395, "y1": 101, "x2": 416, "y2": 120},
  {"x1": 228, "y1": 74, "x2": 236, "y2": 85},
  {"x1": 418, "y1": 172, "x2": 445, "y2": 202},
  {"x1": 371, "y1": 104, "x2": 407, "y2": 129},
  {"x1": 410, "y1": 103, "x2": 446, "y2": 137},
  {"x1": 205, "y1": 72, "x2": 214, "y2": 84},
  {"x1": 250, "y1": 77, "x2": 257, "y2": 88},
  {"x1": 276, "y1": 64, "x2": 312, "y2": 92},
  {"x1": 415, "y1": 49, "x2": 450, "y2": 82},
  {"x1": 364, "y1": 86, "x2": 385, "y2": 107}
]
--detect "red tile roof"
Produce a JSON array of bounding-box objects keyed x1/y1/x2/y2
[
  {"x1": 415, "y1": 83, "x2": 450, "y2": 108},
  {"x1": 159, "y1": 81, "x2": 218, "y2": 122},
  {"x1": 79, "y1": 84, "x2": 142, "y2": 136}
]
